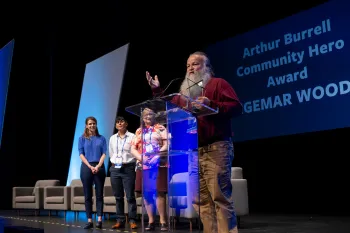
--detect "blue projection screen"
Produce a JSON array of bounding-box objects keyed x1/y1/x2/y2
[
  {"x1": 0, "y1": 39, "x2": 14, "y2": 148},
  {"x1": 67, "y1": 43, "x2": 129, "y2": 185},
  {"x1": 205, "y1": 0, "x2": 350, "y2": 142}
]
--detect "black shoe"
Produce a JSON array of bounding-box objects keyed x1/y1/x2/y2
[
  {"x1": 83, "y1": 222, "x2": 93, "y2": 229},
  {"x1": 96, "y1": 221, "x2": 102, "y2": 229},
  {"x1": 145, "y1": 222, "x2": 155, "y2": 231},
  {"x1": 160, "y1": 223, "x2": 168, "y2": 231}
]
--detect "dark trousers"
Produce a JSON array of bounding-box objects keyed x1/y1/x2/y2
[
  {"x1": 110, "y1": 163, "x2": 137, "y2": 222},
  {"x1": 80, "y1": 162, "x2": 106, "y2": 218}
]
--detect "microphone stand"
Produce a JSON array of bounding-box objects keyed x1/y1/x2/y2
[
  {"x1": 153, "y1": 77, "x2": 183, "y2": 99},
  {"x1": 186, "y1": 78, "x2": 205, "y2": 113}
]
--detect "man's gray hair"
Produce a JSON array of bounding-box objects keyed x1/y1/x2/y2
[{"x1": 190, "y1": 51, "x2": 215, "y2": 76}]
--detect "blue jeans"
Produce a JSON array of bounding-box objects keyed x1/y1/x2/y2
[{"x1": 80, "y1": 162, "x2": 106, "y2": 218}]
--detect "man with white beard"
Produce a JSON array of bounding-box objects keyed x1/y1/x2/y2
[
  {"x1": 178, "y1": 63, "x2": 212, "y2": 99},
  {"x1": 145, "y1": 51, "x2": 242, "y2": 233}
]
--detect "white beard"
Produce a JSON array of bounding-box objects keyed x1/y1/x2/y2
[{"x1": 179, "y1": 69, "x2": 211, "y2": 99}]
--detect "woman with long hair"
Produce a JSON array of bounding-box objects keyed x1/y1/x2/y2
[{"x1": 78, "y1": 116, "x2": 107, "y2": 229}]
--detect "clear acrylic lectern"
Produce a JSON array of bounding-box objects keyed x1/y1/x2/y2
[{"x1": 125, "y1": 93, "x2": 218, "y2": 232}]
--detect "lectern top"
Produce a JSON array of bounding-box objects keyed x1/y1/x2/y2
[{"x1": 125, "y1": 93, "x2": 218, "y2": 121}]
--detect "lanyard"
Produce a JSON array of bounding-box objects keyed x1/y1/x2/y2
[
  {"x1": 116, "y1": 136, "x2": 127, "y2": 156},
  {"x1": 143, "y1": 127, "x2": 152, "y2": 145}
]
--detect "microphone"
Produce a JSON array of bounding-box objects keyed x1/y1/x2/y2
[
  {"x1": 186, "y1": 78, "x2": 205, "y2": 113},
  {"x1": 186, "y1": 78, "x2": 203, "y2": 89},
  {"x1": 153, "y1": 77, "x2": 183, "y2": 99},
  {"x1": 186, "y1": 78, "x2": 205, "y2": 99}
]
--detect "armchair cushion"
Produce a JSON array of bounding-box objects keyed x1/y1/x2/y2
[
  {"x1": 45, "y1": 197, "x2": 64, "y2": 204},
  {"x1": 15, "y1": 196, "x2": 35, "y2": 203},
  {"x1": 104, "y1": 197, "x2": 115, "y2": 205},
  {"x1": 73, "y1": 196, "x2": 85, "y2": 204}
]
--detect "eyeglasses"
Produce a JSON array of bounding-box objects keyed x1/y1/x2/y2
[{"x1": 143, "y1": 114, "x2": 154, "y2": 116}]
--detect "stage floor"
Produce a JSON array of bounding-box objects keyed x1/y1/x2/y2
[{"x1": 0, "y1": 210, "x2": 349, "y2": 233}]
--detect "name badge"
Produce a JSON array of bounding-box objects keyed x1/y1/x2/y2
[
  {"x1": 115, "y1": 155, "x2": 123, "y2": 169},
  {"x1": 145, "y1": 144, "x2": 153, "y2": 153}
]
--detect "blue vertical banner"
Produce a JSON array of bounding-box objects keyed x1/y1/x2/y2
[
  {"x1": 0, "y1": 39, "x2": 14, "y2": 148},
  {"x1": 66, "y1": 43, "x2": 129, "y2": 185}
]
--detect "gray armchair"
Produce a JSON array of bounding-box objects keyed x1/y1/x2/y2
[
  {"x1": 167, "y1": 167, "x2": 249, "y2": 230},
  {"x1": 44, "y1": 185, "x2": 71, "y2": 217},
  {"x1": 231, "y1": 167, "x2": 249, "y2": 227},
  {"x1": 103, "y1": 177, "x2": 129, "y2": 220},
  {"x1": 102, "y1": 177, "x2": 115, "y2": 217},
  {"x1": 168, "y1": 172, "x2": 199, "y2": 231},
  {"x1": 12, "y1": 180, "x2": 60, "y2": 215},
  {"x1": 70, "y1": 179, "x2": 85, "y2": 215},
  {"x1": 70, "y1": 179, "x2": 96, "y2": 217}
]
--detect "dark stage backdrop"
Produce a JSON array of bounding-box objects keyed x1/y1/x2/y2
[
  {"x1": 1, "y1": 0, "x2": 349, "y2": 215},
  {"x1": 0, "y1": 33, "x2": 52, "y2": 209}
]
